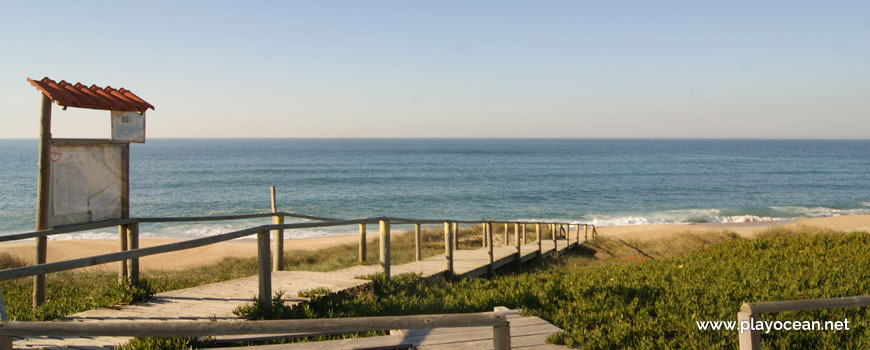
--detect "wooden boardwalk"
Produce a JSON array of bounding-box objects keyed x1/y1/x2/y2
[
  {"x1": 12, "y1": 239, "x2": 577, "y2": 349},
  {"x1": 224, "y1": 307, "x2": 565, "y2": 350}
]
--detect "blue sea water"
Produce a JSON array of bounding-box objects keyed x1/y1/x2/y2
[{"x1": 1, "y1": 139, "x2": 869, "y2": 239}]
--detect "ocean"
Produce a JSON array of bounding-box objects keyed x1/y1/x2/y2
[{"x1": 1, "y1": 139, "x2": 869, "y2": 239}]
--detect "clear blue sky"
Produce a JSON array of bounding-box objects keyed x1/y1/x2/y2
[{"x1": 1, "y1": 1, "x2": 867, "y2": 138}]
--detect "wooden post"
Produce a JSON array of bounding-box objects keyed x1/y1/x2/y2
[
  {"x1": 0, "y1": 289, "x2": 9, "y2": 350},
  {"x1": 575, "y1": 224, "x2": 580, "y2": 244},
  {"x1": 414, "y1": 223, "x2": 421, "y2": 261},
  {"x1": 127, "y1": 223, "x2": 139, "y2": 285},
  {"x1": 482, "y1": 223, "x2": 488, "y2": 248},
  {"x1": 584, "y1": 224, "x2": 588, "y2": 241},
  {"x1": 737, "y1": 311, "x2": 760, "y2": 350},
  {"x1": 33, "y1": 94, "x2": 52, "y2": 308},
  {"x1": 359, "y1": 223, "x2": 367, "y2": 263},
  {"x1": 380, "y1": 220, "x2": 390, "y2": 279},
  {"x1": 486, "y1": 222, "x2": 494, "y2": 275},
  {"x1": 552, "y1": 224, "x2": 558, "y2": 257},
  {"x1": 492, "y1": 322, "x2": 512, "y2": 350},
  {"x1": 503, "y1": 223, "x2": 508, "y2": 246},
  {"x1": 118, "y1": 142, "x2": 130, "y2": 284},
  {"x1": 118, "y1": 224, "x2": 128, "y2": 284},
  {"x1": 452, "y1": 222, "x2": 458, "y2": 249},
  {"x1": 270, "y1": 186, "x2": 284, "y2": 271},
  {"x1": 513, "y1": 223, "x2": 520, "y2": 262},
  {"x1": 536, "y1": 223, "x2": 542, "y2": 256},
  {"x1": 257, "y1": 230, "x2": 272, "y2": 308},
  {"x1": 444, "y1": 222, "x2": 454, "y2": 277},
  {"x1": 522, "y1": 224, "x2": 527, "y2": 245}
]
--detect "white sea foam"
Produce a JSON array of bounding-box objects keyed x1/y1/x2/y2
[
  {"x1": 33, "y1": 205, "x2": 870, "y2": 239},
  {"x1": 769, "y1": 206, "x2": 870, "y2": 217}
]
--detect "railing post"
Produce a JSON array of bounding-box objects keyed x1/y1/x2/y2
[
  {"x1": 453, "y1": 222, "x2": 460, "y2": 247},
  {"x1": 127, "y1": 223, "x2": 140, "y2": 285},
  {"x1": 359, "y1": 223, "x2": 367, "y2": 263},
  {"x1": 118, "y1": 224, "x2": 128, "y2": 284},
  {"x1": 492, "y1": 314, "x2": 511, "y2": 350},
  {"x1": 552, "y1": 224, "x2": 558, "y2": 257},
  {"x1": 444, "y1": 221, "x2": 454, "y2": 277},
  {"x1": 380, "y1": 219, "x2": 391, "y2": 279},
  {"x1": 33, "y1": 237, "x2": 46, "y2": 308},
  {"x1": 503, "y1": 223, "x2": 508, "y2": 246},
  {"x1": 0, "y1": 289, "x2": 9, "y2": 350},
  {"x1": 737, "y1": 311, "x2": 760, "y2": 350},
  {"x1": 536, "y1": 223, "x2": 542, "y2": 256},
  {"x1": 513, "y1": 223, "x2": 520, "y2": 262},
  {"x1": 486, "y1": 222, "x2": 494, "y2": 275},
  {"x1": 270, "y1": 186, "x2": 284, "y2": 271},
  {"x1": 482, "y1": 223, "x2": 488, "y2": 248},
  {"x1": 584, "y1": 224, "x2": 588, "y2": 241},
  {"x1": 257, "y1": 230, "x2": 272, "y2": 309},
  {"x1": 575, "y1": 224, "x2": 580, "y2": 245},
  {"x1": 522, "y1": 224, "x2": 527, "y2": 245},
  {"x1": 414, "y1": 223, "x2": 422, "y2": 261}
]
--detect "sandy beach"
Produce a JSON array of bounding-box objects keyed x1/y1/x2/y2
[{"x1": 2, "y1": 215, "x2": 868, "y2": 271}]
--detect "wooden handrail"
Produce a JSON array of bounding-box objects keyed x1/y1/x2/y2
[
  {"x1": 0, "y1": 212, "x2": 596, "y2": 243},
  {"x1": 741, "y1": 295, "x2": 870, "y2": 314},
  {"x1": 0, "y1": 218, "x2": 377, "y2": 282},
  {"x1": 737, "y1": 295, "x2": 870, "y2": 350},
  {"x1": 0, "y1": 311, "x2": 512, "y2": 350}
]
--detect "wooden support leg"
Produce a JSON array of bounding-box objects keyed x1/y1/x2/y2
[{"x1": 536, "y1": 223, "x2": 542, "y2": 256}]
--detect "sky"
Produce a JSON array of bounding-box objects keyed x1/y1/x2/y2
[{"x1": 0, "y1": 1, "x2": 868, "y2": 139}]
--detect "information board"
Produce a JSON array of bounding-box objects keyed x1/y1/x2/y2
[
  {"x1": 47, "y1": 142, "x2": 124, "y2": 226},
  {"x1": 111, "y1": 111, "x2": 145, "y2": 143}
]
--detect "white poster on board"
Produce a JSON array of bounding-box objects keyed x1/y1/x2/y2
[
  {"x1": 52, "y1": 161, "x2": 89, "y2": 215},
  {"x1": 111, "y1": 111, "x2": 145, "y2": 143}
]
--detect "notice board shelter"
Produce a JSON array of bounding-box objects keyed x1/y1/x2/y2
[{"x1": 27, "y1": 77, "x2": 154, "y2": 305}]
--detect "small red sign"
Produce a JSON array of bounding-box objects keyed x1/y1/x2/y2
[{"x1": 50, "y1": 146, "x2": 61, "y2": 162}]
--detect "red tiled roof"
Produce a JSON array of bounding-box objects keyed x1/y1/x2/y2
[{"x1": 27, "y1": 77, "x2": 155, "y2": 112}]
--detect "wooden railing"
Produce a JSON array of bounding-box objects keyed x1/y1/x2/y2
[
  {"x1": 0, "y1": 190, "x2": 598, "y2": 308},
  {"x1": 737, "y1": 295, "x2": 870, "y2": 350},
  {"x1": 0, "y1": 202, "x2": 597, "y2": 349},
  {"x1": 0, "y1": 311, "x2": 512, "y2": 350}
]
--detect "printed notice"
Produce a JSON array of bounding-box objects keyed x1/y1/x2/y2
[
  {"x1": 52, "y1": 161, "x2": 89, "y2": 215},
  {"x1": 111, "y1": 111, "x2": 145, "y2": 142},
  {"x1": 89, "y1": 185, "x2": 121, "y2": 221}
]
